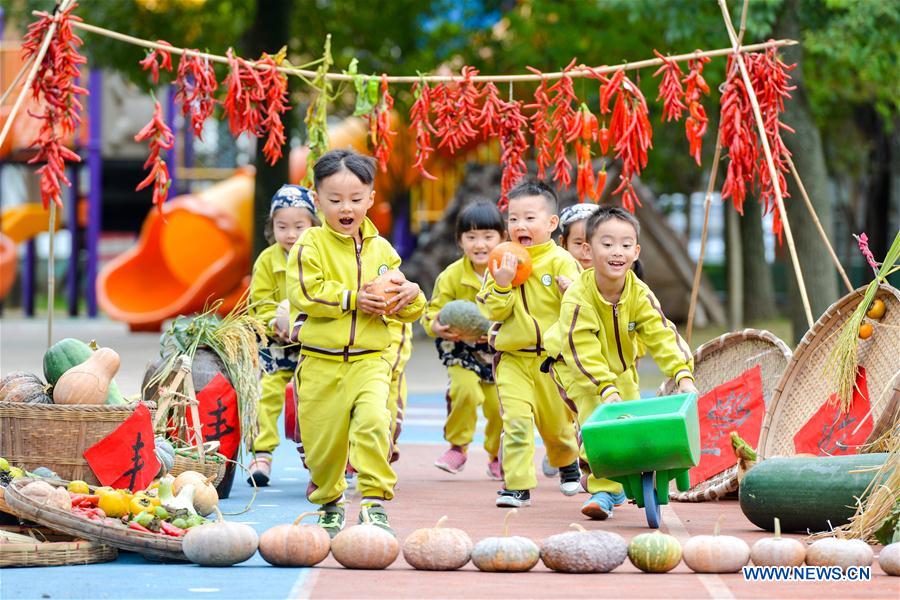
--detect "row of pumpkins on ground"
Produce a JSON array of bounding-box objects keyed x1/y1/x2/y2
[
  {"x1": 186, "y1": 508, "x2": 900, "y2": 575},
  {"x1": 0, "y1": 338, "x2": 126, "y2": 405}
]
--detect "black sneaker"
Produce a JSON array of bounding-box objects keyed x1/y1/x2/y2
[
  {"x1": 359, "y1": 504, "x2": 395, "y2": 536},
  {"x1": 559, "y1": 461, "x2": 582, "y2": 496},
  {"x1": 318, "y1": 502, "x2": 345, "y2": 538},
  {"x1": 496, "y1": 489, "x2": 531, "y2": 507}
]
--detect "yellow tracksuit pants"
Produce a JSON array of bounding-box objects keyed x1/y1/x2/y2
[
  {"x1": 252, "y1": 369, "x2": 294, "y2": 453},
  {"x1": 297, "y1": 356, "x2": 397, "y2": 505},
  {"x1": 444, "y1": 365, "x2": 502, "y2": 460},
  {"x1": 496, "y1": 353, "x2": 579, "y2": 491},
  {"x1": 387, "y1": 368, "x2": 406, "y2": 462}
]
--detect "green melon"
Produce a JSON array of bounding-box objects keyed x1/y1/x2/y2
[
  {"x1": 438, "y1": 300, "x2": 490, "y2": 340},
  {"x1": 627, "y1": 531, "x2": 682, "y2": 573},
  {"x1": 43, "y1": 338, "x2": 127, "y2": 405}
]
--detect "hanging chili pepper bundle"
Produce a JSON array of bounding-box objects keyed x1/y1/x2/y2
[
  {"x1": 524, "y1": 68, "x2": 553, "y2": 179},
  {"x1": 367, "y1": 74, "x2": 396, "y2": 173},
  {"x1": 23, "y1": 2, "x2": 88, "y2": 209},
  {"x1": 604, "y1": 72, "x2": 652, "y2": 212},
  {"x1": 175, "y1": 52, "x2": 218, "y2": 139},
  {"x1": 718, "y1": 55, "x2": 757, "y2": 216},
  {"x1": 432, "y1": 66, "x2": 481, "y2": 154},
  {"x1": 478, "y1": 81, "x2": 505, "y2": 138},
  {"x1": 222, "y1": 49, "x2": 266, "y2": 138},
  {"x1": 139, "y1": 40, "x2": 174, "y2": 85},
  {"x1": 652, "y1": 51, "x2": 686, "y2": 122},
  {"x1": 683, "y1": 53, "x2": 711, "y2": 165},
  {"x1": 134, "y1": 100, "x2": 175, "y2": 211},
  {"x1": 409, "y1": 79, "x2": 437, "y2": 180},
  {"x1": 496, "y1": 97, "x2": 529, "y2": 210},
  {"x1": 567, "y1": 103, "x2": 602, "y2": 202},
  {"x1": 255, "y1": 53, "x2": 290, "y2": 165},
  {"x1": 546, "y1": 59, "x2": 579, "y2": 189}
]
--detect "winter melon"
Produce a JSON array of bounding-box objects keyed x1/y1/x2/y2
[{"x1": 438, "y1": 300, "x2": 490, "y2": 340}]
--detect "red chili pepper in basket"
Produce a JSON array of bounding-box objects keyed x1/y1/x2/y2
[
  {"x1": 160, "y1": 521, "x2": 186, "y2": 537},
  {"x1": 128, "y1": 521, "x2": 154, "y2": 534}
]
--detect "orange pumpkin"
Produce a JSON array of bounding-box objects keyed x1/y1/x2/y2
[
  {"x1": 488, "y1": 242, "x2": 532, "y2": 287},
  {"x1": 367, "y1": 269, "x2": 404, "y2": 304}
]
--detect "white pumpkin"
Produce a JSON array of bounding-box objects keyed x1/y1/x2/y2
[
  {"x1": 182, "y1": 507, "x2": 259, "y2": 567},
  {"x1": 682, "y1": 518, "x2": 750, "y2": 573},
  {"x1": 750, "y1": 518, "x2": 806, "y2": 566},
  {"x1": 806, "y1": 538, "x2": 873, "y2": 569},
  {"x1": 402, "y1": 516, "x2": 473, "y2": 571},
  {"x1": 540, "y1": 524, "x2": 627, "y2": 573},
  {"x1": 878, "y1": 542, "x2": 900, "y2": 576}
]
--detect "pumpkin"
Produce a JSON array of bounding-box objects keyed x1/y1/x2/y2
[
  {"x1": 488, "y1": 242, "x2": 532, "y2": 287},
  {"x1": 471, "y1": 509, "x2": 539, "y2": 572},
  {"x1": 43, "y1": 338, "x2": 126, "y2": 405},
  {"x1": 628, "y1": 531, "x2": 683, "y2": 573},
  {"x1": 540, "y1": 523, "x2": 627, "y2": 573},
  {"x1": 0, "y1": 372, "x2": 52, "y2": 404},
  {"x1": 402, "y1": 515, "x2": 473, "y2": 571},
  {"x1": 438, "y1": 300, "x2": 491, "y2": 341},
  {"x1": 367, "y1": 269, "x2": 405, "y2": 304},
  {"x1": 192, "y1": 479, "x2": 219, "y2": 517},
  {"x1": 259, "y1": 511, "x2": 331, "y2": 567},
  {"x1": 51, "y1": 347, "x2": 121, "y2": 405},
  {"x1": 682, "y1": 518, "x2": 750, "y2": 573},
  {"x1": 173, "y1": 470, "x2": 208, "y2": 495},
  {"x1": 806, "y1": 538, "x2": 873, "y2": 569},
  {"x1": 182, "y1": 507, "x2": 259, "y2": 567},
  {"x1": 154, "y1": 437, "x2": 175, "y2": 475},
  {"x1": 331, "y1": 506, "x2": 399, "y2": 570},
  {"x1": 879, "y1": 542, "x2": 900, "y2": 576},
  {"x1": 750, "y1": 518, "x2": 806, "y2": 567}
]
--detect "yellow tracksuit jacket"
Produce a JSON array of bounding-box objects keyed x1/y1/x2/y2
[
  {"x1": 422, "y1": 257, "x2": 501, "y2": 459},
  {"x1": 286, "y1": 218, "x2": 425, "y2": 504},
  {"x1": 556, "y1": 268, "x2": 694, "y2": 493},
  {"x1": 476, "y1": 240, "x2": 581, "y2": 490}
]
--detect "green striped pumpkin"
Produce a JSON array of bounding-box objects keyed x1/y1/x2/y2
[{"x1": 627, "y1": 531, "x2": 682, "y2": 573}]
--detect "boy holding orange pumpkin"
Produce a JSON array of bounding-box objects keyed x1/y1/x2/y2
[{"x1": 476, "y1": 180, "x2": 581, "y2": 508}]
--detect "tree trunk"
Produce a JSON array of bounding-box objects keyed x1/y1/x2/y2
[
  {"x1": 740, "y1": 202, "x2": 778, "y2": 322},
  {"x1": 247, "y1": 0, "x2": 292, "y2": 260},
  {"x1": 775, "y1": 0, "x2": 839, "y2": 343},
  {"x1": 856, "y1": 106, "x2": 893, "y2": 262}
]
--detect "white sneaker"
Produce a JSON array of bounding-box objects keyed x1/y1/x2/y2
[{"x1": 542, "y1": 455, "x2": 558, "y2": 478}]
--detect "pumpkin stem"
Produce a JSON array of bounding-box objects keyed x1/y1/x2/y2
[
  {"x1": 569, "y1": 523, "x2": 587, "y2": 533},
  {"x1": 361, "y1": 505, "x2": 371, "y2": 525},
  {"x1": 435, "y1": 515, "x2": 448, "y2": 529},
  {"x1": 213, "y1": 505, "x2": 224, "y2": 522},
  {"x1": 88, "y1": 339, "x2": 98, "y2": 351},
  {"x1": 774, "y1": 517, "x2": 781, "y2": 539},
  {"x1": 714, "y1": 515, "x2": 724, "y2": 536},
  {"x1": 293, "y1": 511, "x2": 324, "y2": 526},
  {"x1": 502, "y1": 508, "x2": 517, "y2": 537}
]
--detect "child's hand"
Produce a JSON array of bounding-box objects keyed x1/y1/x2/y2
[
  {"x1": 431, "y1": 318, "x2": 461, "y2": 341},
  {"x1": 492, "y1": 251, "x2": 519, "y2": 288},
  {"x1": 556, "y1": 275, "x2": 572, "y2": 294},
  {"x1": 385, "y1": 279, "x2": 421, "y2": 315},
  {"x1": 273, "y1": 320, "x2": 292, "y2": 343},
  {"x1": 605, "y1": 392, "x2": 622, "y2": 404},
  {"x1": 678, "y1": 378, "x2": 699, "y2": 395},
  {"x1": 358, "y1": 284, "x2": 388, "y2": 315}
]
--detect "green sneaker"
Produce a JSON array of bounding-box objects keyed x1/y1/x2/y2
[
  {"x1": 359, "y1": 503, "x2": 394, "y2": 536},
  {"x1": 318, "y1": 502, "x2": 345, "y2": 538}
]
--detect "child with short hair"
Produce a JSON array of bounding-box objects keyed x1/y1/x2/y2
[
  {"x1": 247, "y1": 185, "x2": 319, "y2": 486},
  {"x1": 557, "y1": 206, "x2": 697, "y2": 520},
  {"x1": 422, "y1": 201, "x2": 505, "y2": 480},
  {"x1": 477, "y1": 180, "x2": 582, "y2": 508},
  {"x1": 286, "y1": 149, "x2": 425, "y2": 537}
]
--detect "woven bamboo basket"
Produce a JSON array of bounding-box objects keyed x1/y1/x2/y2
[
  {"x1": 3, "y1": 480, "x2": 185, "y2": 561},
  {"x1": 0, "y1": 524, "x2": 117, "y2": 567},
  {"x1": 758, "y1": 284, "x2": 900, "y2": 458},
  {"x1": 867, "y1": 371, "x2": 900, "y2": 449},
  {"x1": 170, "y1": 443, "x2": 227, "y2": 486},
  {"x1": 0, "y1": 402, "x2": 154, "y2": 485},
  {"x1": 659, "y1": 329, "x2": 792, "y2": 501}
]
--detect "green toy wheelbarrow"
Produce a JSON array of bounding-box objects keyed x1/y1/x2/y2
[{"x1": 581, "y1": 393, "x2": 700, "y2": 528}]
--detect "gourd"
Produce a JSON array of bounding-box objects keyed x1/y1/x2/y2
[
  {"x1": 367, "y1": 269, "x2": 405, "y2": 304},
  {"x1": 154, "y1": 437, "x2": 175, "y2": 475},
  {"x1": 182, "y1": 507, "x2": 259, "y2": 567},
  {"x1": 43, "y1": 338, "x2": 126, "y2": 405},
  {"x1": 173, "y1": 470, "x2": 218, "y2": 515},
  {"x1": 540, "y1": 523, "x2": 627, "y2": 573},
  {"x1": 682, "y1": 518, "x2": 750, "y2": 573},
  {"x1": 627, "y1": 531, "x2": 683, "y2": 573},
  {"x1": 402, "y1": 516, "x2": 472, "y2": 571},
  {"x1": 750, "y1": 518, "x2": 806, "y2": 567},
  {"x1": 259, "y1": 512, "x2": 331, "y2": 567},
  {"x1": 173, "y1": 470, "x2": 208, "y2": 495},
  {"x1": 488, "y1": 242, "x2": 532, "y2": 287},
  {"x1": 739, "y1": 454, "x2": 888, "y2": 533},
  {"x1": 51, "y1": 348, "x2": 121, "y2": 405},
  {"x1": 438, "y1": 300, "x2": 491, "y2": 341},
  {"x1": 806, "y1": 538, "x2": 873, "y2": 569},
  {"x1": 879, "y1": 543, "x2": 900, "y2": 576},
  {"x1": 331, "y1": 506, "x2": 399, "y2": 570},
  {"x1": 0, "y1": 372, "x2": 52, "y2": 404},
  {"x1": 471, "y1": 509, "x2": 539, "y2": 572}
]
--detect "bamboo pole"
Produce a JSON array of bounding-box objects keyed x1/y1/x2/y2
[
  {"x1": 47, "y1": 202, "x2": 55, "y2": 346},
  {"x1": 0, "y1": 54, "x2": 36, "y2": 106},
  {"x1": 718, "y1": 0, "x2": 814, "y2": 328}
]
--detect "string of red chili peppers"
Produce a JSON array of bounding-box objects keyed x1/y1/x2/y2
[
  {"x1": 367, "y1": 75, "x2": 396, "y2": 173},
  {"x1": 495, "y1": 94, "x2": 530, "y2": 210},
  {"x1": 683, "y1": 54, "x2": 711, "y2": 165},
  {"x1": 23, "y1": 2, "x2": 87, "y2": 209},
  {"x1": 719, "y1": 55, "x2": 757, "y2": 217},
  {"x1": 432, "y1": 66, "x2": 481, "y2": 154},
  {"x1": 134, "y1": 100, "x2": 174, "y2": 212},
  {"x1": 175, "y1": 52, "x2": 218, "y2": 140},
  {"x1": 409, "y1": 79, "x2": 437, "y2": 180}
]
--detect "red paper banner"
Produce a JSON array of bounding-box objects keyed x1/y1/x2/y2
[
  {"x1": 186, "y1": 373, "x2": 240, "y2": 460},
  {"x1": 690, "y1": 365, "x2": 765, "y2": 487},
  {"x1": 83, "y1": 403, "x2": 160, "y2": 491},
  {"x1": 793, "y1": 366, "x2": 873, "y2": 456}
]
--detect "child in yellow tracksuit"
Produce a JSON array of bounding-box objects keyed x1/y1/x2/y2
[
  {"x1": 287, "y1": 149, "x2": 425, "y2": 537},
  {"x1": 247, "y1": 185, "x2": 319, "y2": 486},
  {"x1": 556, "y1": 206, "x2": 697, "y2": 520},
  {"x1": 385, "y1": 320, "x2": 412, "y2": 463},
  {"x1": 422, "y1": 201, "x2": 505, "y2": 480},
  {"x1": 477, "y1": 180, "x2": 582, "y2": 508}
]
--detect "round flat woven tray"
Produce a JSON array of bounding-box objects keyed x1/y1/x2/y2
[
  {"x1": 3, "y1": 480, "x2": 185, "y2": 562},
  {"x1": 759, "y1": 284, "x2": 900, "y2": 458},
  {"x1": 659, "y1": 328, "x2": 792, "y2": 502},
  {"x1": 1, "y1": 524, "x2": 117, "y2": 568}
]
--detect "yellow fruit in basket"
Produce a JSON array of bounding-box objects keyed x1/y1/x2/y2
[
  {"x1": 9, "y1": 467, "x2": 25, "y2": 479},
  {"x1": 98, "y1": 490, "x2": 129, "y2": 518},
  {"x1": 67, "y1": 480, "x2": 90, "y2": 494},
  {"x1": 858, "y1": 323, "x2": 874, "y2": 340},
  {"x1": 866, "y1": 299, "x2": 886, "y2": 320}
]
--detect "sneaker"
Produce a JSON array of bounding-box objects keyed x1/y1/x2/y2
[
  {"x1": 359, "y1": 503, "x2": 394, "y2": 536},
  {"x1": 318, "y1": 502, "x2": 346, "y2": 538},
  {"x1": 541, "y1": 455, "x2": 558, "y2": 478},
  {"x1": 247, "y1": 453, "x2": 272, "y2": 487},
  {"x1": 486, "y1": 457, "x2": 502, "y2": 481},
  {"x1": 496, "y1": 489, "x2": 531, "y2": 508},
  {"x1": 558, "y1": 461, "x2": 582, "y2": 496},
  {"x1": 581, "y1": 491, "x2": 628, "y2": 520},
  {"x1": 434, "y1": 446, "x2": 467, "y2": 474}
]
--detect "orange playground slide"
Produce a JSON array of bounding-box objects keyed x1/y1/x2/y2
[{"x1": 0, "y1": 204, "x2": 65, "y2": 301}]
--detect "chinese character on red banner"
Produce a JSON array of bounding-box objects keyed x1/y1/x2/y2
[
  {"x1": 690, "y1": 365, "x2": 765, "y2": 487},
  {"x1": 186, "y1": 373, "x2": 240, "y2": 460},
  {"x1": 793, "y1": 366, "x2": 872, "y2": 456},
  {"x1": 84, "y1": 403, "x2": 160, "y2": 491}
]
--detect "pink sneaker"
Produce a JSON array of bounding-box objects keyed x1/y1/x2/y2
[
  {"x1": 434, "y1": 446, "x2": 467, "y2": 474},
  {"x1": 487, "y1": 457, "x2": 502, "y2": 481}
]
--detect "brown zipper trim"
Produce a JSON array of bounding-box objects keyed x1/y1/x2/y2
[
  {"x1": 519, "y1": 286, "x2": 543, "y2": 353},
  {"x1": 612, "y1": 303, "x2": 626, "y2": 370},
  {"x1": 346, "y1": 239, "x2": 363, "y2": 361}
]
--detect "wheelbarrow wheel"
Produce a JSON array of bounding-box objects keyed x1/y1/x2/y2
[{"x1": 641, "y1": 472, "x2": 661, "y2": 528}]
